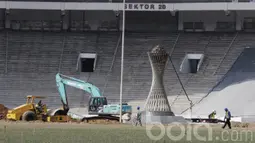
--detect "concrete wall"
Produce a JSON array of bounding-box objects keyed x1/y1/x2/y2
[
  {"x1": 3, "y1": 10, "x2": 118, "y2": 31},
  {"x1": 122, "y1": 11, "x2": 177, "y2": 32},
  {"x1": 9, "y1": 10, "x2": 62, "y2": 20},
  {"x1": 2, "y1": 10, "x2": 178, "y2": 32},
  {"x1": 178, "y1": 11, "x2": 255, "y2": 31},
  {"x1": 236, "y1": 11, "x2": 255, "y2": 30},
  {"x1": 178, "y1": 11, "x2": 236, "y2": 31},
  {"x1": 4, "y1": 10, "x2": 255, "y2": 32},
  {"x1": 0, "y1": 10, "x2": 4, "y2": 20}
]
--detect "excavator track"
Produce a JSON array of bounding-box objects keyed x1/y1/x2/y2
[{"x1": 82, "y1": 116, "x2": 120, "y2": 124}]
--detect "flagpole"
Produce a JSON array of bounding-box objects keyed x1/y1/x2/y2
[{"x1": 119, "y1": 0, "x2": 125, "y2": 123}]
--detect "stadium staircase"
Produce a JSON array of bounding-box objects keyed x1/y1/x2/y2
[{"x1": 0, "y1": 30, "x2": 249, "y2": 115}]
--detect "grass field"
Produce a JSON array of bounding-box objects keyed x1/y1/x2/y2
[{"x1": 0, "y1": 121, "x2": 254, "y2": 143}]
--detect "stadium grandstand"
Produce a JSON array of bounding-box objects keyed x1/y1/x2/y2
[{"x1": 0, "y1": 0, "x2": 255, "y2": 122}]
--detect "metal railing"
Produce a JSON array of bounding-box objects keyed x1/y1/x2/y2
[
  {"x1": 58, "y1": 32, "x2": 66, "y2": 73},
  {"x1": 5, "y1": 31, "x2": 8, "y2": 74},
  {"x1": 213, "y1": 32, "x2": 238, "y2": 75},
  {"x1": 101, "y1": 32, "x2": 121, "y2": 96}
]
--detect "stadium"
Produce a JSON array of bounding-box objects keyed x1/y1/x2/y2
[{"x1": 0, "y1": 0, "x2": 255, "y2": 142}]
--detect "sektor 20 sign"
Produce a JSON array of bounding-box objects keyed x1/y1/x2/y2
[{"x1": 125, "y1": 3, "x2": 167, "y2": 10}]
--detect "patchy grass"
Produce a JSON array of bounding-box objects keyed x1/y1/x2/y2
[{"x1": 0, "y1": 121, "x2": 254, "y2": 143}]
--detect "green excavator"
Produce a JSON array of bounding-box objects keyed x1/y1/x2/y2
[{"x1": 53, "y1": 73, "x2": 132, "y2": 123}]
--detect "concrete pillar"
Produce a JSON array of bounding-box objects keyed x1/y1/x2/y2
[
  {"x1": 178, "y1": 12, "x2": 183, "y2": 31},
  {"x1": 5, "y1": 9, "x2": 10, "y2": 29},
  {"x1": 61, "y1": 10, "x2": 69, "y2": 30},
  {"x1": 235, "y1": 11, "x2": 242, "y2": 31}
]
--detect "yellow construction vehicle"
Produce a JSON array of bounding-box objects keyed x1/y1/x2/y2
[
  {"x1": 6, "y1": 95, "x2": 48, "y2": 121},
  {"x1": 6, "y1": 95, "x2": 71, "y2": 122}
]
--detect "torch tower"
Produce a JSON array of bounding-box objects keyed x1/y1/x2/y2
[
  {"x1": 141, "y1": 45, "x2": 190, "y2": 125},
  {"x1": 144, "y1": 45, "x2": 174, "y2": 116}
]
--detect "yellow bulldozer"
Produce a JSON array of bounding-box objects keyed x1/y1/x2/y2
[
  {"x1": 6, "y1": 95, "x2": 48, "y2": 121},
  {"x1": 6, "y1": 95, "x2": 70, "y2": 122}
]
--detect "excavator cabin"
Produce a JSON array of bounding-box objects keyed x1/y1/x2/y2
[{"x1": 88, "y1": 97, "x2": 107, "y2": 113}]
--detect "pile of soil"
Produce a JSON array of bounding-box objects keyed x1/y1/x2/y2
[{"x1": 0, "y1": 104, "x2": 8, "y2": 120}]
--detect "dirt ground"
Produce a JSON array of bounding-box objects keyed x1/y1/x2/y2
[{"x1": 0, "y1": 120, "x2": 131, "y2": 129}]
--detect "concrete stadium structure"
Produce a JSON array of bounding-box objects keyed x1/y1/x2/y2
[{"x1": 0, "y1": 1, "x2": 255, "y2": 121}]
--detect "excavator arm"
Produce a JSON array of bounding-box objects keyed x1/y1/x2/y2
[{"x1": 55, "y1": 73, "x2": 102, "y2": 113}]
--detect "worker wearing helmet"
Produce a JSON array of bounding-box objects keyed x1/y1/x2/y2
[
  {"x1": 222, "y1": 108, "x2": 231, "y2": 129},
  {"x1": 208, "y1": 110, "x2": 216, "y2": 119},
  {"x1": 135, "y1": 106, "x2": 142, "y2": 126}
]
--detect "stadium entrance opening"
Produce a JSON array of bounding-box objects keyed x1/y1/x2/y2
[
  {"x1": 81, "y1": 58, "x2": 94, "y2": 72},
  {"x1": 189, "y1": 59, "x2": 200, "y2": 73},
  {"x1": 180, "y1": 54, "x2": 204, "y2": 74}
]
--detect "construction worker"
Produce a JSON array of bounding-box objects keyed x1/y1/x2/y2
[
  {"x1": 36, "y1": 100, "x2": 43, "y2": 113},
  {"x1": 208, "y1": 110, "x2": 216, "y2": 119},
  {"x1": 222, "y1": 108, "x2": 231, "y2": 129},
  {"x1": 135, "y1": 106, "x2": 142, "y2": 126}
]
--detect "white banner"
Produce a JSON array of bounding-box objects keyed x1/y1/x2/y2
[{"x1": 0, "y1": 1, "x2": 253, "y2": 11}]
